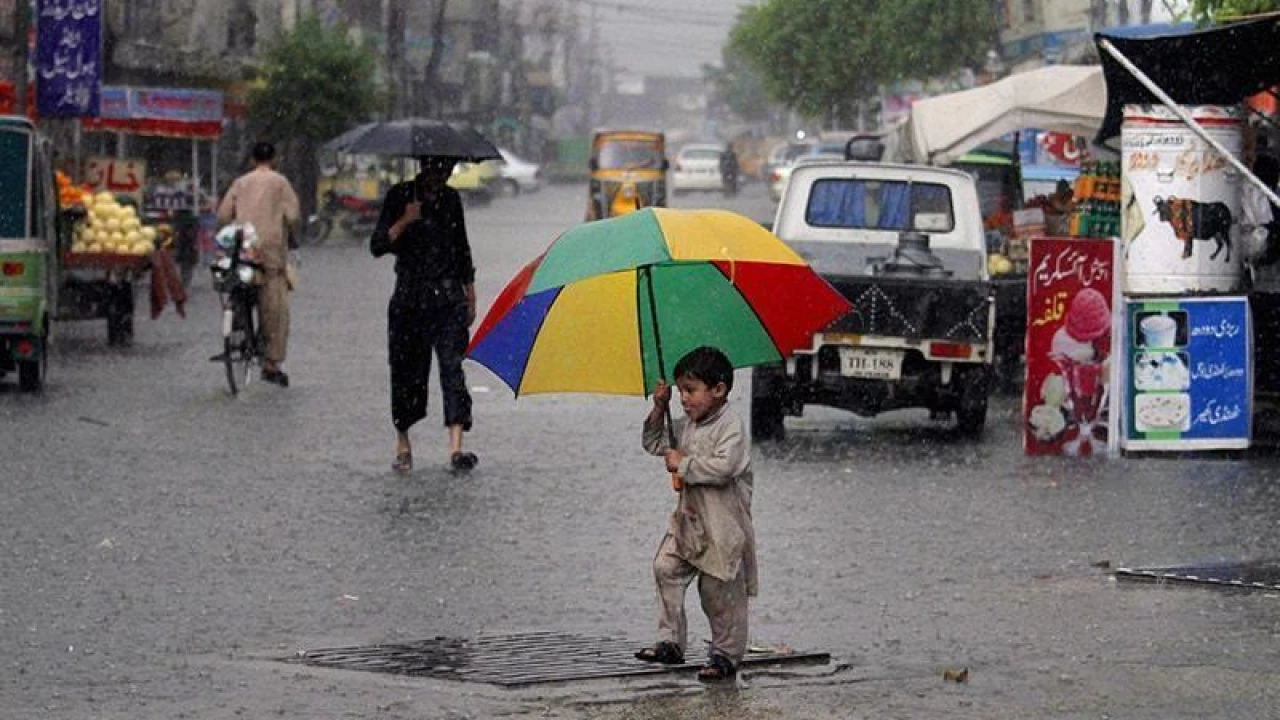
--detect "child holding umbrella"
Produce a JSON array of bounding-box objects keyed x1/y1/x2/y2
[{"x1": 636, "y1": 346, "x2": 757, "y2": 682}]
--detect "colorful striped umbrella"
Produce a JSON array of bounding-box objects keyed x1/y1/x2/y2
[{"x1": 466, "y1": 207, "x2": 852, "y2": 397}]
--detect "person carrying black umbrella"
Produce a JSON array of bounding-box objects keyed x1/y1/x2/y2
[{"x1": 370, "y1": 156, "x2": 478, "y2": 474}]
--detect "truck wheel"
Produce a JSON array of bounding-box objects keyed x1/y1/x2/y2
[
  {"x1": 751, "y1": 396, "x2": 785, "y2": 441},
  {"x1": 954, "y1": 365, "x2": 989, "y2": 436}
]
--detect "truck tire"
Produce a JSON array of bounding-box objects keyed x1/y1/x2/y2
[
  {"x1": 751, "y1": 396, "x2": 785, "y2": 442},
  {"x1": 954, "y1": 365, "x2": 990, "y2": 436},
  {"x1": 750, "y1": 364, "x2": 788, "y2": 441}
]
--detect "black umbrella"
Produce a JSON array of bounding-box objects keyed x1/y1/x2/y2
[{"x1": 323, "y1": 118, "x2": 501, "y2": 161}]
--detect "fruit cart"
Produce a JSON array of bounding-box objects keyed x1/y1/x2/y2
[{"x1": 55, "y1": 191, "x2": 160, "y2": 345}]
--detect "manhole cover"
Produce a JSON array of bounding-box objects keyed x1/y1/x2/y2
[
  {"x1": 1115, "y1": 560, "x2": 1280, "y2": 592},
  {"x1": 288, "y1": 631, "x2": 829, "y2": 686}
]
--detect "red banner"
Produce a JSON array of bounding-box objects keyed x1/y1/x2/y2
[{"x1": 1023, "y1": 237, "x2": 1120, "y2": 456}]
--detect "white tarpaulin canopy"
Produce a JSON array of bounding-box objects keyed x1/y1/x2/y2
[{"x1": 905, "y1": 65, "x2": 1107, "y2": 166}]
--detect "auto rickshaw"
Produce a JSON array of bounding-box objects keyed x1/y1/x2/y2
[
  {"x1": 0, "y1": 116, "x2": 57, "y2": 391},
  {"x1": 586, "y1": 130, "x2": 668, "y2": 220}
]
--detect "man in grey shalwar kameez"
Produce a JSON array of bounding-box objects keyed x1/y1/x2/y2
[{"x1": 636, "y1": 347, "x2": 757, "y2": 682}]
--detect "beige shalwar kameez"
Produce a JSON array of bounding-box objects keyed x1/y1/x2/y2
[
  {"x1": 642, "y1": 404, "x2": 757, "y2": 666},
  {"x1": 217, "y1": 166, "x2": 300, "y2": 365}
]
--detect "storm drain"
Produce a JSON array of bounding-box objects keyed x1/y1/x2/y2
[
  {"x1": 1115, "y1": 561, "x2": 1280, "y2": 592},
  {"x1": 288, "y1": 631, "x2": 829, "y2": 686}
]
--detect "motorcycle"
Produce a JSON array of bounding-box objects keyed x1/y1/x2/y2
[{"x1": 303, "y1": 191, "x2": 381, "y2": 245}]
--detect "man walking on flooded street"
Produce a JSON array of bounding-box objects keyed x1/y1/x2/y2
[{"x1": 218, "y1": 141, "x2": 301, "y2": 387}]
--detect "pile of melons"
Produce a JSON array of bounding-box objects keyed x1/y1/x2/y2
[{"x1": 70, "y1": 192, "x2": 157, "y2": 255}]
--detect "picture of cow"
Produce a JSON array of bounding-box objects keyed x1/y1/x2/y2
[{"x1": 1151, "y1": 195, "x2": 1234, "y2": 262}]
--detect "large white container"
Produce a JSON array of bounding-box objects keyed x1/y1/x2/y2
[{"x1": 1121, "y1": 104, "x2": 1244, "y2": 294}]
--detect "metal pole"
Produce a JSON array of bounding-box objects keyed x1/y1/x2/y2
[
  {"x1": 1099, "y1": 37, "x2": 1280, "y2": 208},
  {"x1": 191, "y1": 138, "x2": 199, "y2": 211}
]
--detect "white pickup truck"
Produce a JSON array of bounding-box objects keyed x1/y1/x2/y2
[{"x1": 753, "y1": 161, "x2": 996, "y2": 439}]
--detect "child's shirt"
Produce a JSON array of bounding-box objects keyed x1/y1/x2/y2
[{"x1": 643, "y1": 403, "x2": 758, "y2": 597}]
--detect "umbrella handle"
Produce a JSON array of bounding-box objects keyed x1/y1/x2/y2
[{"x1": 670, "y1": 471, "x2": 683, "y2": 492}]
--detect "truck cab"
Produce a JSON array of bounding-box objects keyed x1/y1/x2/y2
[{"x1": 754, "y1": 161, "x2": 995, "y2": 438}]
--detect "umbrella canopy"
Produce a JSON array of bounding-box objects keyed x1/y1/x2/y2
[
  {"x1": 323, "y1": 118, "x2": 501, "y2": 161},
  {"x1": 466, "y1": 208, "x2": 852, "y2": 396}
]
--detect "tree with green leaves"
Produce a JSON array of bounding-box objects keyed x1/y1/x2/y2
[
  {"x1": 247, "y1": 13, "x2": 381, "y2": 217},
  {"x1": 729, "y1": 0, "x2": 997, "y2": 128},
  {"x1": 1186, "y1": 0, "x2": 1280, "y2": 21}
]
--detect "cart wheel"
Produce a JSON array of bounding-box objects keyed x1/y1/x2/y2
[
  {"x1": 106, "y1": 284, "x2": 135, "y2": 346},
  {"x1": 107, "y1": 310, "x2": 133, "y2": 346}
]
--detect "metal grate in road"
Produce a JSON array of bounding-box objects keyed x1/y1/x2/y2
[
  {"x1": 1114, "y1": 560, "x2": 1280, "y2": 592},
  {"x1": 289, "y1": 631, "x2": 829, "y2": 686}
]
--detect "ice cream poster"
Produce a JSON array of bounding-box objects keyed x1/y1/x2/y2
[
  {"x1": 1123, "y1": 297, "x2": 1251, "y2": 450},
  {"x1": 1024, "y1": 237, "x2": 1121, "y2": 456}
]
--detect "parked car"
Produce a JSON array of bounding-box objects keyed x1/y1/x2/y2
[
  {"x1": 498, "y1": 148, "x2": 542, "y2": 196},
  {"x1": 671, "y1": 143, "x2": 727, "y2": 195}
]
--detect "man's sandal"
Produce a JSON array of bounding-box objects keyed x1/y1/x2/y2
[
  {"x1": 634, "y1": 641, "x2": 684, "y2": 665},
  {"x1": 391, "y1": 451, "x2": 413, "y2": 474},
  {"x1": 697, "y1": 653, "x2": 737, "y2": 682},
  {"x1": 450, "y1": 451, "x2": 478, "y2": 472}
]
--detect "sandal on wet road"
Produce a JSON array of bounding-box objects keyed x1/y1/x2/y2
[
  {"x1": 450, "y1": 451, "x2": 478, "y2": 472},
  {"x1": 697, "y1": 653, "x2": 737, "y2": 682},
  {"x1": 634, "y1": 641, "x2": 684, "y2": 665},
  {"x1": 391, "y1": 451, "x2": 413, "y2": 474}
]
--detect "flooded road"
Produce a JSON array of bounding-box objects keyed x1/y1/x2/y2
[{"x1": 4, "y1": 180, "x2": 1280, "y2": 718}]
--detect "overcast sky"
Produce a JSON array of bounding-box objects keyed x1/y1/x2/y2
[{"x1": 558, "y1": 0, "x2": 748, "y2": 79}]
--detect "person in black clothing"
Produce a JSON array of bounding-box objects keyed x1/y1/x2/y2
[
  {"x1": 719, "y1": 145, "x2": 739, "y2": 196},
  {"x1": 370, "y1": 156, "x2": 478, "y2": 474}
]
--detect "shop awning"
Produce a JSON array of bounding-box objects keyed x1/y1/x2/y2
[
  {"x1": 904, "y1": 64, "x2": 1106, "y2": 166},
  {"x1": 1095, "y1": 16, "x2": 1280, "y2": 142}
]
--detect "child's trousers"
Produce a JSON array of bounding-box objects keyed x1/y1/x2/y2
[{"x1": 652, "y1": 533, "x2": 749, "y2": 666}]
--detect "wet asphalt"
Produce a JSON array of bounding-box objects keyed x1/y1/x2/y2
[{"x1": 4, "y1": 182, "x2": 1280, "y2": 719}]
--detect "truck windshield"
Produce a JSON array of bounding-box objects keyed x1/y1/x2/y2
[
  {"x1": 597, "y1": 141, "x2": 663, "y2": 170},
  {"x1": 805, "y1": 178, "x2": 954, "y2": 232}
]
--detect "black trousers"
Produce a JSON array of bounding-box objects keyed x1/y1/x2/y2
[{"x1": 388, "y1": 292, "x2": 472, "y2": 434}]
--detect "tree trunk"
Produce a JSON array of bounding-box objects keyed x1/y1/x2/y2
[
  {"x1": 422, "y1": 0, "x2": 449, "y2": 119},
  {"x1": 1117, "y1": 0, "x2": 1131, "y2": 25},
  {"x1": 1139, "y1": 0, "x2": 1154, "y2": 23},
  {"x1": 287, "y1": 136, "x2": 318, "y2": 227}
]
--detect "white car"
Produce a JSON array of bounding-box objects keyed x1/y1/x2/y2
[
  {"x1": 671, "y1": 143, "x2": 727, "y2": 194},
  {"x1": 497, "y1": 148, "x2": 542, "y2": 195},
  {"x1": 768, "y1": 142, "x2": 846, "y2": 202}
]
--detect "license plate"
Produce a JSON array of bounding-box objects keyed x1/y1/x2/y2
[{"x1": 838, "y1": 347, "x2": 903, "y2": 380}]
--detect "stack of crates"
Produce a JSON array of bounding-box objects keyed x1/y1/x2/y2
[{"x1": 1069, "y1": 161, "x2": 1121, "y2": 238}]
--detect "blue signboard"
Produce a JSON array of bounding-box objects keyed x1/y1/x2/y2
[
  {"x1": 35, "y1": 0, "x2": 103, "y2": 117},
  {"x1": 1124, "y1": 296, "x2": 1251, "y2": 450}
]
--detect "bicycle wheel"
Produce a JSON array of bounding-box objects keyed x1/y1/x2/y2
[
  {"x1": 238, "y1": 300, "x2": 258, "y2": 389},
  {"x1": 222, "y1": 305, "x2": 238, "y2": 396}
]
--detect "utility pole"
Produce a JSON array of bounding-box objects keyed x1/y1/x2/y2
[{"x1": 383, "y1": 0, "x2": 407, "y2": 118}]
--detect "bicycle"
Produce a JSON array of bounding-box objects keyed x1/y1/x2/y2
[{"x1": 210, "y1": 224, "x2": 265, "y2": 396}]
